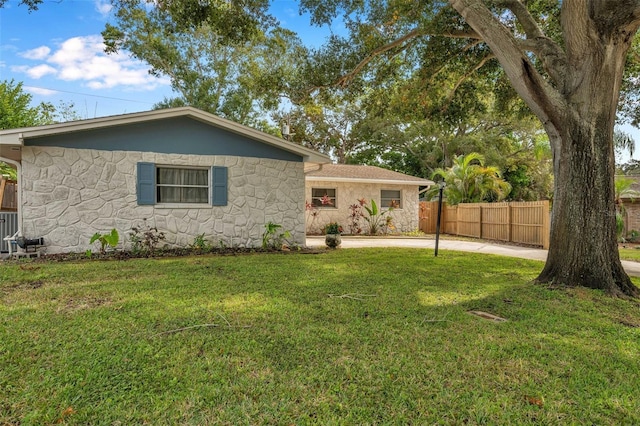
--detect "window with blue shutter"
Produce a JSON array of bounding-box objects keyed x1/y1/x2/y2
[
  {"x1": 137, "y1": 162, "x2": 224, "y2": 206},
  {"x1": 211, "y1": 166, "x2": 228, "y2": 206},
  {"x1": 137, "y1": 162, "x2": 156, "y2": 205}
]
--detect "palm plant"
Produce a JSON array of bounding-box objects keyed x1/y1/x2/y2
[{"x1": 426, "y1": 153, "x2": 511, "y2": 204}]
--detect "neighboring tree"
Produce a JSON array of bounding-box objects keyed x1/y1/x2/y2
[
  {"x1": 426, "y1": 152, "x2": 511, "y2": 204},
  {"x1": 0, "y1": 162, "x2": 17, "y2": 180},
  {"x1": 0, "y1": 80, "x2": 81, "y2": 179},
  {"x1": 298, "y1": 0, "x2": 640, "y2": 296},
  {"x1": 272, "y1": 94, "x2": 368, "y2": 163},
  {"x1": 1, "y1": 80, "x2": 81, "y2": 128},
  {"x1": 502, "y1": 133, "x2": 553, "y2": 201},
  {"x1": 0, "y1": 79, "x2": 54, "y2": 129},
  {"x1": 619, "y1": 159, "x2": 640, "y2": 175},
  {"x1": 614, "y1": 129, "x2": 636, "y2": 163},
  {"x1": 103, "y1": 1, "x2": 304, "y2": 129}
]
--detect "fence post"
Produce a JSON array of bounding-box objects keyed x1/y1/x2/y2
[
  {"x1": 507, "y1": 202, "x2": 512, "y2": 243},
  {"x1": 542, "y1": 200, "x2": 550, "y2": 249},
  {"x1": 0, "y1": 179, "x2": 5, "y2": 209},
  {"x1": 435, "y1": 183, "x2": 445, "y2": 256},
  {"x1": 479, "y1": 204, "x2": 483, "y2": 239}
]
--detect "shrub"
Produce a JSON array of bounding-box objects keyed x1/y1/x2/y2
[
  {"x1": 323, "y1": 222, "x2": 343, "y2": 235},
  {"x1": 90, "y1": 229, "x2": 119, "y2": 254},
  {"x1": 129, "y1": 219, "x2": 166, "y2": 254},
  {"x1": 262, "y1": 222, "x2": 292, "y2": 250}
]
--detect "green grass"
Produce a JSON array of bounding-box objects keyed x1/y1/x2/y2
[
  {"x1": 1, "y1": 249, "x2": 639, "y2": 425},
  {"x1": 618, "y1": 246, "x2": 640, "y2": 262}
]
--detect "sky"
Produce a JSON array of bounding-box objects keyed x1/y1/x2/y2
[{"x1": 0, "y1": 0, "x2": 336, "y2": 119}]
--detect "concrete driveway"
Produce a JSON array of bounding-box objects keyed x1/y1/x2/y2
[{"x1": 306, "y1": 236, "x2": 640, "y2": 277}]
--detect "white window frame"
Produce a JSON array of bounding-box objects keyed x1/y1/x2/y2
[
  {"x1": 156, "y1": 165, "x2": 210, "y2": 205},
  {"x1": 311, "y1": 187, "x2": 337, "y2": 208},
  {"x1": 380, "y1": 189, "x2": 402, "y2": 209}
]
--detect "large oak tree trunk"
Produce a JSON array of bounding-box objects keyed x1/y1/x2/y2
[
  {"x1": 535, "y1": 8, "x2": 640, "y2": 297},
  {"x1": 537, "y1": 114, "x2": 638, "y2": 297}
]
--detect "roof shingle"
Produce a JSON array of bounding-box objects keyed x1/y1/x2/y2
[{"x1": 306, "y1": 164, "x2": 433, "y2": 184}]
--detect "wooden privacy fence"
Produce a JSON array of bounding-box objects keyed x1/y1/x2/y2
[
  {"x1": 0, "y1": 178, "x2": 18, "y2": 211},
  {"x1": 419, "y1": 200, "x2": 550, "y2": 249}
]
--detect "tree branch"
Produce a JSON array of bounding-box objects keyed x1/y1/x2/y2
[
  {"x1": 499, "y1": 0, "x2": 545, "y2": 39},
  {"x1": 327, "y1": 293, "x2": 377, "y2": 300},
  {"x1": 335, "y1": 28, "x2": 425, "y2": 87},
  {"x1": 448, "y1": 0, "x2": 567, "y2": 133},
  {"x1": 441, "y1": 53, "x2": 496, "y2": 112},
  {"x1": 498, "y1": 0, "x2": 568, "y2": 88},
  {"x1": 587, "y1": 0, "x2": 640, "y2": 35},
  {"x1": 440, "y1": 29, "x2": 483, "y2": 39}
]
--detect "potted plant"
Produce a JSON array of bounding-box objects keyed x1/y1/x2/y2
[{"x1": 324, "y1": 222, "x2": 343, "y2": 248}]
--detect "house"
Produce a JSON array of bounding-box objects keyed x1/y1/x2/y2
[
  {"x1": 305, "y1": 164, "x2": 434, "y2": 234},
  {"x1": 0, "y1": 107, "x2": 330, "y2": 254},
  {"x1": 619, "y1": 175, "x2": 640, "y2": 236}
]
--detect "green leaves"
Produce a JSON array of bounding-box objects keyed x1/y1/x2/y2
[
  {"x1": 0, "y1": 80, "x2": 53, "y2": 129},
  {"x1": 90, "y1": 229, "x2": 120, "y2": 254},
  {"x1": 104, "y1": 0, "x2": 302, "y2": 129},
  {"x1": 429, "y1": 153, "x2": 511, "y2": 204}
]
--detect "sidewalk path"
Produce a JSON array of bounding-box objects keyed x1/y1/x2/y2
[{"x1": 306, "y1": 236, "x2": 640, "y2": 277}]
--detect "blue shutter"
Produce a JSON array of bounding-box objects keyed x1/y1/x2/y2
[
  {"x1": 137, "y1": 162, "x2": 156, "y2": 205},
  {"x1": 211, "y1": 166, "x2": 228, "y2": 206}
]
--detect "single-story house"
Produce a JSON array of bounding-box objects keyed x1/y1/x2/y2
[
  {"x1": 0, "y1": 107, "x2": 330, "y2": 254},
  {"x1": 305, "y1": 164, "x2": 434, "y2": 234},
  {"x1": 620, "y1": 175, "x2": 640, "y2": 236}
]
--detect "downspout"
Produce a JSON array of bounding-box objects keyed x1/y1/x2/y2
[{"x1": 304, "y1": 163, "x2": 325, "y2": 174}]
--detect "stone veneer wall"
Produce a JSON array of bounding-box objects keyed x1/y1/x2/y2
[
  {"x1": 21, "y1": 146, "x2": 305, "y2": 253},
  {"x1": 624, "y1": 203, "x2": 640, "y2": 236},
  {"x1": 305, "y1": 180, "x2": 420, "y2": 234}
]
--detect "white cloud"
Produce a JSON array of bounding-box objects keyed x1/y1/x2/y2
[
  {"x1": 25, "y1": 86, "x2": 59, "y2": 96},
  {"x1": 1, "y1": 44, "x2": 19, "y2": 52},
  {"x1": 26, "y1": 64, "x2": 57, "y2": 79},
  {"x1": 13, "y1": 35, "x2": 167, "y2": 92},
  {"x1": 11, "y1": 65, "x2": 29, "y2": 73},
  {"x1": 19, "y1": 46, "x2": 51, "y2": 60},
  {"x1": 285, "y1": 8, "x2": 298, "y2": 18},
  {"x1": 94, "y1": 0, "x2": 113, "y2": 16}
]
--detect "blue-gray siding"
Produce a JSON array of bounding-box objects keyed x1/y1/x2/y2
[{"x1": 24, "y1": 117, "x2": 303, "y2": 162}]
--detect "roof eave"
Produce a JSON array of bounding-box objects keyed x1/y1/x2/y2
[
  {"x1": 0, "y1": 107, "x2": 331, "y2": 163},
  {"x1": 305, "y1": 176, "x2": 434, "y2": 186}
]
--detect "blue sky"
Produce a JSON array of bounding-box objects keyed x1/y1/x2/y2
[{"x1": 0, "y1": 0, "x2": 336, "y2": 119}]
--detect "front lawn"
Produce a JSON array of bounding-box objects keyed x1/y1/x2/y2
[
  {"x1": 1, "y1": 249, "x2": 639, "y2": 424},
  {"x1": 619, "y1": 245, "x2": 640, "y2": 262}
]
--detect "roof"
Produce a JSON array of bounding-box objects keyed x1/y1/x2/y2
[
  {"x1": 0, "y1": 107, "x2": 331, "y2": 164},
  {"x1": 617, "y1": 175, "x2": 640, "y2": 199},
  {"x1": 306, "y1": 164, "x2": 434, "y2": 186}
]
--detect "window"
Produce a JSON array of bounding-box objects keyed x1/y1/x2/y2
[
  {"x1": 157, "y1": 167, "x2": 209, "y2": 203},
  {"x1": 311, "y1": 188, "x2": 336, "y2": 208},
  {"x1": 380, "y1": 189, "x2": 402, "y2": 208},
  {"x1": 137, "y1": 163, "x2": 228, "y2": 206}
]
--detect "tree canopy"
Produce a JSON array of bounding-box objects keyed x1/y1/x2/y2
[
  {"x1": 103, "y1": 0, "x2": 308, "y2": 130},
  {"x1": 0, "y1": 80, "x2": 55, "y2": 130}
]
